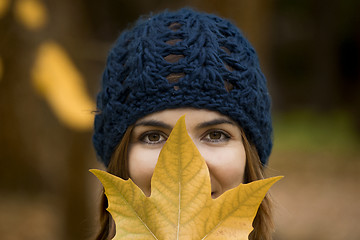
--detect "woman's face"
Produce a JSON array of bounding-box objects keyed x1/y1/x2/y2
[{"x1": 128, "y1": 108, "x2": 246, "y2": 199}]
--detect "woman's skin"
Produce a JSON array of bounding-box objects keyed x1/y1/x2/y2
[{"x1": 128, "y1": 108, "x2": 246, "y2": 199}]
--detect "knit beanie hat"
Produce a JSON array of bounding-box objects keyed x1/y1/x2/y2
[{"x1": 93, "y1": 8, "x2": 272, "y2": 167}]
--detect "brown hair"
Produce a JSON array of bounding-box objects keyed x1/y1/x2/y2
[{"x1": 94, "y1": 126, "x2": 273, "y2": 240}]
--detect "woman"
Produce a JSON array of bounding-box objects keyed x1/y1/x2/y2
[{"x1": 93, "y1": 8, "x2": 273, "y2": 240}]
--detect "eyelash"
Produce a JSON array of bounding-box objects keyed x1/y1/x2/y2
[
  {"x1": 201, "y1": 130, "x2": 231, "y2": 143},
  {"x1": 139, "y1": 131, "x2": 168, "y2": 144},
  {"x1": 139, "y1": 129, "x2": 231, "y2": 145}
]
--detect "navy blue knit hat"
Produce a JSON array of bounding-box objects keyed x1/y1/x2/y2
[{"x1": 93, "y1": 8, "x2": 272, "y2": 166}]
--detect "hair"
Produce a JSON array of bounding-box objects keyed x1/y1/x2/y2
[{"x1": 94, "y1": 125, "x2": 274, "y2": 240}]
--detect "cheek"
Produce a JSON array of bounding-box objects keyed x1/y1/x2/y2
[
  {"x1": 200, "y1": 144, "x2": 246, "y2": 190},
  {"x1": 222, "y1": 150, "x2": 246, "y2": 186},
  {"x1": 128, "y1": 145, "x2": 161, "y2": 196}
]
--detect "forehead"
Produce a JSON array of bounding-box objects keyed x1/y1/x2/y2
[{"x1": 136, "y1": 108, "x2": 235, "y2": 127}]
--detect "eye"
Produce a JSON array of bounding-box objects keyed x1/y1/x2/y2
[
  {"x1": 140, "y1": 131, "x2": 167, "y2": 144},
  {"x1": 202, "y1": 130, "x2": 231, "y2": 143}
]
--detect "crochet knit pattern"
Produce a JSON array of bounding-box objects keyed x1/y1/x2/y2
[{"x1": 93, "y1": 8, "x2": 272, "y2": 166}]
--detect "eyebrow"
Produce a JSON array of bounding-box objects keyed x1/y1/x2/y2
[
  {"x1": 196, "y1": 118, "x2": 236, "y2": 129},
  {"x1": 134, "y1": 118, "x2": 236, "y2": 130},
  {"x1": 134, "y1": 120, "x2": 173, "y2": 130}
]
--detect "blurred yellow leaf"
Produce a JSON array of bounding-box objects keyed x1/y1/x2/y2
[
  {"x1": 15, "y1": 0, "x2": 47, "y2": 30},
  {"x1": 0, "y1": 0, "x2": 10, "y2": 18},
  {"x1": 91, "y1": 116, "x2": 282, "y2": 239},
  {"x1": 32, "y1": 41, "x2": 95, "y2": 131}
]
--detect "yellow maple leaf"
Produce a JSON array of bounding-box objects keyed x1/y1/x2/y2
[{"x1": 91, "y1": 116, "x2": 282, "y2": 239}]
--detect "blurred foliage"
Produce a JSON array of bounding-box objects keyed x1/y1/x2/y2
[
  {"x1": 14, "y1": 0, "x2": 47, "y2": 30},
  {"x1": 32, "y1": 41, "x2": 95, "y2": 131},
  {"x1": 0, "y1": 56, "x2": 3, "y2": 81},
  {"x1": 0, "y1": 0, "x2": 10, "y2": 18},
  {"x1": 273, "y1": 110, "x2": 359, "y2": 154}
]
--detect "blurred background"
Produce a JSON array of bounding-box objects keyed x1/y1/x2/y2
[{"x1": 0, "y1": 0, "x2": 359, "y2": 239}]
